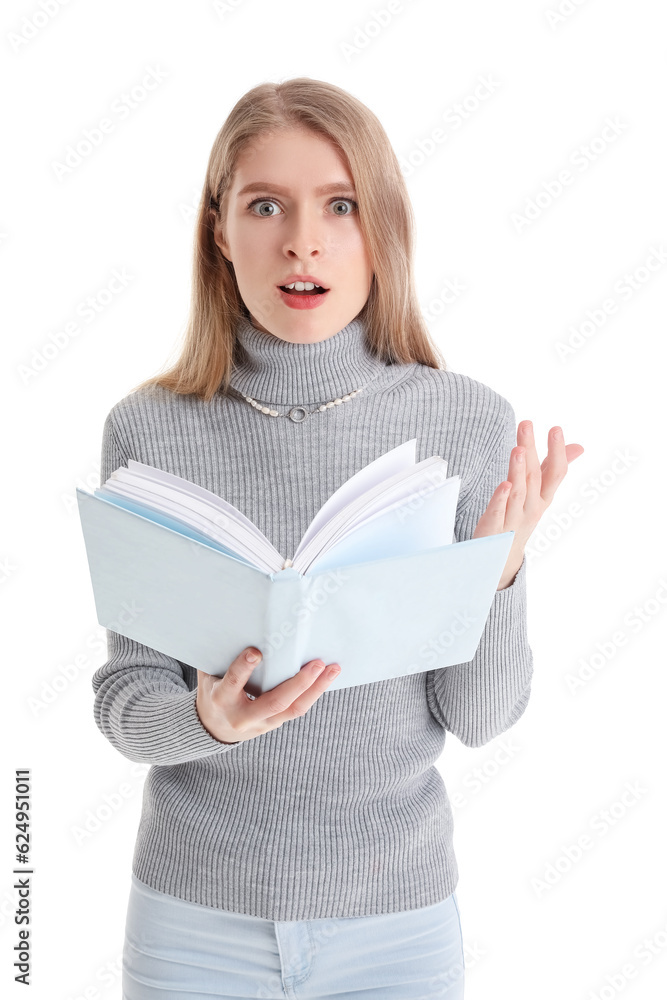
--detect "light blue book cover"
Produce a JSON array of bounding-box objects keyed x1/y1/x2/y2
[{"x1": 76, "y1": 487, "x2": 514, "y2": 696}]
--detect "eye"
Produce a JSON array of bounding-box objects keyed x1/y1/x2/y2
[
  {"x1": 245, "y1": 196, "x2": 358, "y2": 217},
  {"x1": 246, "y1": 197, "x2": 281, "y2": 217},
  {"x1": 330, "y1": 198, "x2": 357, "y2": 215}
]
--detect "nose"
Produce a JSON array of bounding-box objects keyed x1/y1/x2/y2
[{"x1": 281, "y1": 205, "x2": 329, "y2": 260}]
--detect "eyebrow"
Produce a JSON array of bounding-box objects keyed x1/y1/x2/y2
[{"x1": 236, "y1": 181, "x2": 357, "y2": 197}]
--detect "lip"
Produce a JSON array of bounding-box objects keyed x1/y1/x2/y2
[
  {"x1": 277, "y1": 274, "x2": 329, "y2": 289},
  {"x1": 278, "y1": 286, "x2": 330, "y2": 311}
]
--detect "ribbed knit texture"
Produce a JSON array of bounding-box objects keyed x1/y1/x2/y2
[{"x1": 92, "y1": 313, "x2": 534, "y2": 920}]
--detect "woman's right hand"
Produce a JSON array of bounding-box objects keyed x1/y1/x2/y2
[{"x1": 195, "y1": 647, "x2": 341, "y2": 745}]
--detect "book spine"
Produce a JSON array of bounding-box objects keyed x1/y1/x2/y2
[{"x1": 260, "y1": 569, "x2": 303, "y2": 691}]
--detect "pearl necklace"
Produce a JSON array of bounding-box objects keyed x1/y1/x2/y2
[{"x1": 231, "y1": 383, "x2": 368, "y2": 422}]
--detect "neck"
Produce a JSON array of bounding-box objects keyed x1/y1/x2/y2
[{"x1": 229, "y1": 314, "x2": 390, "y2": 405}]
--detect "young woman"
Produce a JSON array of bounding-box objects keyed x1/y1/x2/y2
[{"x1": 93, "y1": 77, "x2": 583, "y2": 1000}]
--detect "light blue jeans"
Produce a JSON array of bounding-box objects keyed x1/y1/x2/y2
[{"x1": 123, "y1": 873, "x2": 465, "y2": 999}]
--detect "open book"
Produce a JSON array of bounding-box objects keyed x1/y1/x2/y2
[{"x1": 76, "y1": 439, "x2": 514, "y2": 695}]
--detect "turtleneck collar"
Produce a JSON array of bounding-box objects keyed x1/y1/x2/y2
[{"x1": 228, "y1": 314, "x2": 392, "y2": 406}]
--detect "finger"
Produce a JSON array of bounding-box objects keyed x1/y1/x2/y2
[
  {"x1": 254, "y1": 658, "x2": 328, "y2": 720},
  {"x1": 539, "y1": 426, "x2": 569, "y2": 505},
  {"x1": 471, "y1": 481, "x2": 510, "y2": 538},
  {"x1": 518, "y1": 421, "x2": 542, "y2": 513},
  {"x1": 301, "y1": 661, "x2": 341, "y2": 696},
  {"x1": 197, "y1": 667, "x2": 216, "y2": 690},
  {"x1": 565, "y1": 442, "x2": 585, "y2": 463},
  {"x1": 219, "y1": 647, "x2": 264, "y2": 700},
  {"x1": 505, "y1": 446, "x2": 527, "y2": 527},
  {"x1": 271, "y1": 662, "x2": 342, "y2": 722}
]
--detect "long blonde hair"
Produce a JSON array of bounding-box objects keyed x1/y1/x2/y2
[{"x1": 132, "y1": 77, "x2": 447, "y2": 402}]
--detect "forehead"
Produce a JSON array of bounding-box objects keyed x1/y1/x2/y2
[{"x1": 231, "y1": 130, "x2": 355, "y2": 192}]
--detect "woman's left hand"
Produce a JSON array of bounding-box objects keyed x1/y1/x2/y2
[{"x1": 473, "y1": 421, "x2": 585, "y2": 590}]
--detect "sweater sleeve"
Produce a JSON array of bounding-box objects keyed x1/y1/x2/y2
[
  {"x1": 90, "y1": 407, "x2": 241, "y2": 765},
  {"x1": 425, "y1": 395, "x2": 534, "y2": 748}
]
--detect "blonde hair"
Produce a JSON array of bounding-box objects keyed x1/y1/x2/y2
[{"x1": 132, "y1": 77, "x2": 447, "y2": 402}]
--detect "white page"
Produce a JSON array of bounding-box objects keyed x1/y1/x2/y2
[
  {"x1": 124, "y1": 461, "x2": 266, "y2": 539},
  {"x1": 101, "y1": 442, "x2": 446, "y2": 577},
  {"x1": 101, "y1": 476, "x2": 264, "y2": 553},
  {"x1": 304, "y1": 473, "x2": 460, "y2": 572},
  {"x1": 122, "y1": 459, "x2": 271, "y2": 545},
  {"x1": 107, "y1": 469, "x2": 254, "y2": 536},
  {"x1": 295, "y1": 438, "x2": 417, "y2": 553},
  {"x1": 99, "y1": 476, "x2": 284, "y2": 572},
  {"x1": 293, "y1": 457, "x2": 449, "y2": 571},
  {"x1": 306, "y1": 477, "x2": 460, "y2": 574},
  {"x1": 124, "y1": 444, "x2": 418, "y2": 563}
]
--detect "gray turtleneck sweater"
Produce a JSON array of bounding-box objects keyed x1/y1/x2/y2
[{"x1": 92, "y1": 314, "x2": 533, "y2": 921}]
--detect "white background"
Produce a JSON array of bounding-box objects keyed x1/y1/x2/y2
[{"x1": 2, "y1": 1, "x2": 666, "y2": 998}]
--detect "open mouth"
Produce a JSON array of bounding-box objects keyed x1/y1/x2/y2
[{"x1": 278, "y1": 285, "x2": 328, "y2": 295}]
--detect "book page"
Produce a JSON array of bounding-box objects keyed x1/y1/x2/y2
[
  {"x1": 98, "y1": 480, "x2": 276, "y2": 570},
  {"x1": 296, "y1": 439, "x2": 418, "y2": 553},
  {"x1": 100, "y1": 462, "x2": 285, "y2": 573},
  {"x1": 306, "y1": 477, "x2": 460, "y2": 574},
  {"x1": 293, "y1": 456, "x2": 451, "y2": 573}
]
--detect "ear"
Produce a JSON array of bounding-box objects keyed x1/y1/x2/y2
[{"x1": 211, "y1": 214, "x2": 231, "y2": 262}]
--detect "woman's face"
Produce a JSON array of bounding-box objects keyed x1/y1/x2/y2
[{"x1": 214, "y1": 128, "x2": 373, "y2": 344}]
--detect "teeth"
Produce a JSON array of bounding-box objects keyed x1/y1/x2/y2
[{"x1": 283, "y1": 281, "x2": 325, "y2": 291}]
